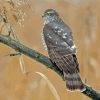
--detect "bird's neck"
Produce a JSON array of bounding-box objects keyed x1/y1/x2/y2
[
  {"x1": 44, "y1": 17, "x2": 55, "y2": 25},
  {"x1": 44, "y1": 16, "x2": 62, "y2": 25}
]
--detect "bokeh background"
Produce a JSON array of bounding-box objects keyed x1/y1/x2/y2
[{"x1": 0, "y1": 0, "x2": 100, "y2": 100}]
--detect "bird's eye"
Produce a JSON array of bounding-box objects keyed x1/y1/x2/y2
[{"x1": 47, "y1": 13, "x2": 52, "y2": 16}]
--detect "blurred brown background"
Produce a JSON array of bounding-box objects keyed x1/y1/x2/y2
[{"x1": 0, "y1": 0, "x2": 100, "y2": 100}]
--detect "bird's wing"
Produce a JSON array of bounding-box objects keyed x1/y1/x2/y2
[
  {"x1": 43, "y1": 23, "x2": 79, "y2": 74},
  {"x1": 48, "y1": 49, "x2": 79, "y2": 74},
  {"x1": 43, "y1": 22, "x2": 76, "y2": 54}
]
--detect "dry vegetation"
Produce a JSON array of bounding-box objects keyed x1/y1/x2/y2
[{"x1": 0, "y1": 0, "x2": 100, "y2": 100}]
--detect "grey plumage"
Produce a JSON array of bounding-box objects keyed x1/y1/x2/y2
[{"x1": 42, "y1": 9, "x2": 85, "y2": 91}]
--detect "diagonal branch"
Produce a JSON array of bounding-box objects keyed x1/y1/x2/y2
[{"x1": 0, "y1": 34, "x2": 100, "y2": 100}]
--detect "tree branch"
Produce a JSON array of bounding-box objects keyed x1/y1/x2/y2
[{"x1": 0, "y1": 34, "x2": 100, "y2": 100}]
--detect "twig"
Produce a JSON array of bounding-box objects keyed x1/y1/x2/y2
[{"x1": 0, "y1": 34, "x2": 100, "y2": 100}]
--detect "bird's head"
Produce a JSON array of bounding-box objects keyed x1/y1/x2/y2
[{"x1": 42, "y1": 9, "x2": 59, "y2": 24}]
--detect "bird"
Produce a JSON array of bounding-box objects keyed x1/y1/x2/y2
[{"x1": 41, "y1": 8, "x2": 85, "y2": 91}]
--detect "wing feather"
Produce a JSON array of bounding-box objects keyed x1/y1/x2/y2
[
  {"x1": 48, "y1": 49, "x2": 79, "y2": 74},
  {"x1": 43, "y1": 23, "x2": 79, "y2": 74}
]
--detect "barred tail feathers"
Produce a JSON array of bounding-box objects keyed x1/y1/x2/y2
[{"x1": 64, "y1": 73, "x2": 85, "y2": 92}]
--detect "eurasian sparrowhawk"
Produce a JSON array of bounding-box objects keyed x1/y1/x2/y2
[{"x1": 41, "y1": 9, "x2": 85, "y2": 91}]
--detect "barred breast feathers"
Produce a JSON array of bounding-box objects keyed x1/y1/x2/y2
[{"x1": 41, "y1": 32, "x2": 48, "y2": 50}]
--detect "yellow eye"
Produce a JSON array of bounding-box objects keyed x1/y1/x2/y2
[{"x1": 47, "y1": 13, "x2": 51, "y2": 16}]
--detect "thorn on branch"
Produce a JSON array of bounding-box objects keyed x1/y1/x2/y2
[{"x1": 6, "y1": 52, "x2": 21, "y2": 57}]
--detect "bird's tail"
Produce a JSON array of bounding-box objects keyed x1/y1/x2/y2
[{"x1": 64, "y1": 73, "x2": 85, "y2": 92}]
